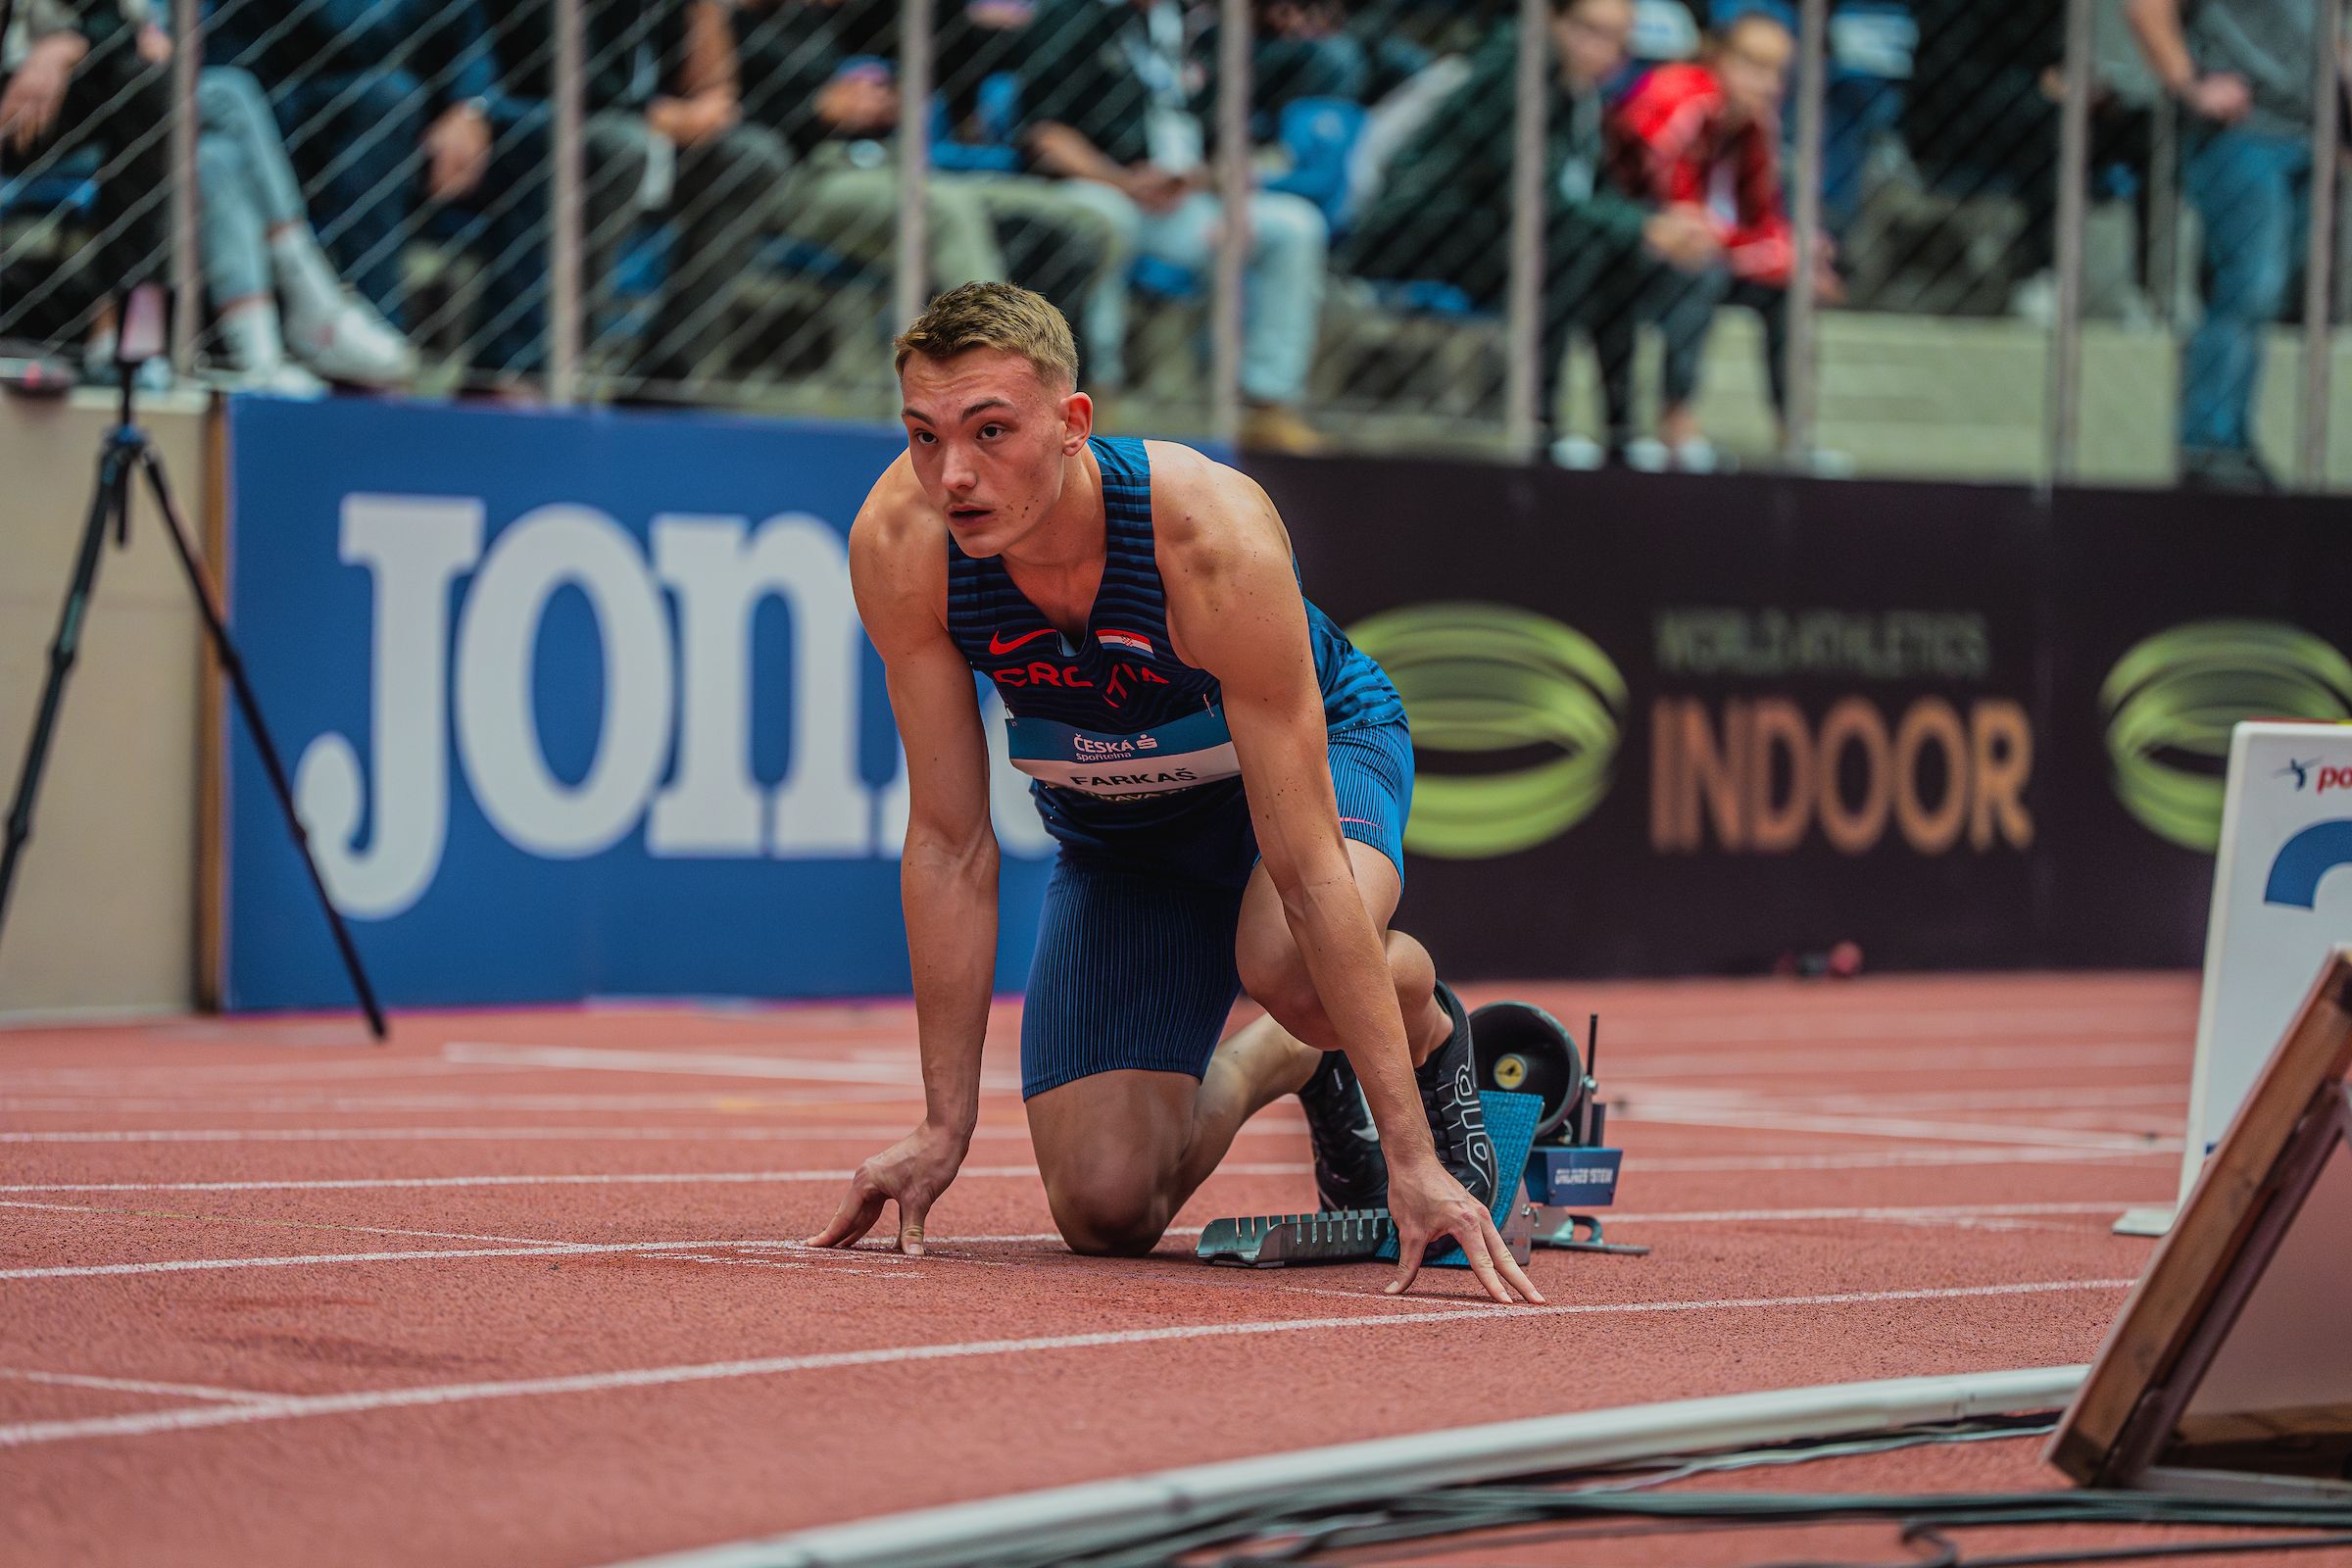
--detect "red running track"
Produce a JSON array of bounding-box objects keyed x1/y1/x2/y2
[{"x1": 0, "y1": 974, "x2": 2201, "y2": 1566}]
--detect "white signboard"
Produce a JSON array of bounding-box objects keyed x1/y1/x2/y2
[{"x1": 2180, "y1": 721, "x2": 2352, "y2": 1203}]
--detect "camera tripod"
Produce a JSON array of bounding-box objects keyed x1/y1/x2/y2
[{"x1": 0, "y1": 344, "x2": 385, "y2": 1038}]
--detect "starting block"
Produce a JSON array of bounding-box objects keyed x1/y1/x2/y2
[
  {"x1": 1483, "y1": 1004, "x2": 1646, "y2": 1256},
  {"x1": 1198, "y1": 1088, "x2": 1541, "y2": 1267},
  {"x1": 1197, "y1": 1003, "x2": 1646, "y2": 1267}
]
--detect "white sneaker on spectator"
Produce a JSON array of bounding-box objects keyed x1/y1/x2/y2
[
  {"x1": 1670, "y1": 437, "x2": 1720, "y2": 473},
  {"x1": 1791, "y1": 445, "x2": 1856, "y2": 479},
  {"x1": 218, "y1": 360, "x2": 329, "y2": 399},
  {"x1": 214, "y1": 301, "x2": 326, "y2": 399},
  {"x1": 1623, "y1": 436, "x2": 1670, "y2": 472},
  {"x1": 2009, "y1": 270, "x2": 2057, "y2": 328},
  {"x1": 1625, "y1": 435, "x2": 1719, "y2": 473},
  {"x1": 272, "y1": 225, "x2": 416, "y2": 386},
  {"x1": 1548, "y1": 435, "x2": 1606, "y2": 469},
  {"x1": 286, "y1": 293, "x2": 416, "y2": 387}
]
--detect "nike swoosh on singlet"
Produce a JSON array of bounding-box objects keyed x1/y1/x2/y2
[{"x1": 988, "y1": 627, "x2": 1058, "y2": 656}]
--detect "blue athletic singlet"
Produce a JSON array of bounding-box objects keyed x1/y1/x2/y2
[{"x1": 941, "y1": 436, "x2": 1413, "y2": 1098}]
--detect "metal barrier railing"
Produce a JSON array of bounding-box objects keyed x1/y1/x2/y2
[{"x1": 0, "y1": 0, "x2": 2341, "y2": 485}]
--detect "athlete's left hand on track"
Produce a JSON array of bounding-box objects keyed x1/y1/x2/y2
[
  {"x1": 805, "y1": 1123, "x2": 967, "y2": 1256},
  {"x1": 1384, "y1": 1158, "x2": 1545, "y2": 1305}
]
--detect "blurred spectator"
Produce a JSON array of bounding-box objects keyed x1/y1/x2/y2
[
  {"x1": 1203, "y1": 0, "x2": 1432, "y2": 139},
  {"x1": 1903, "y1": 0, "x2": 2059, "y2": 309},
  {"x1": 197, "y1": 65, "x2": 416, "y2": 392},
  {"x1": 734, "y1": 0, "x2": 1113, "y2": 362},
  {"x1": 204, "y1": 0, "x2": 499, "y2": 336},
  {"x1": 460, "y1": 0, "x2": 785, "y2": 395},
  {"x1": 1609, "y1": 9, "x2": 1837, "y2": 468},
  {"x1": 2125, "y1": 0, "x2": 2323, "y2": 489},
  {"x1": 1, "y1": 0, "x2": 170, "y2": 368},
  {"x1": 1344, "y1": 0, "x2": 1721, "y2": 464},
  {"x1": 588, "y1": 2, "x2": 788, "y2": 393},
  {"x1": 736, "y1": 0, "x2": 1007, "y2": 289},
  {"x1": 1012, "y1": 0, "x2": 1331, "y2": 451},
  {"x1": 1905, "y1": 0, "x2": 2060, "y2": 206},
  {"x1": 1905, "y1": 0, "x2": 2156, "y2": 322}
]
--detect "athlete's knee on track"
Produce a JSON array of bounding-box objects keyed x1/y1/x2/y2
[{"x1": 1045, "y1": 1153, "x2": 1174, "y2": 1257}]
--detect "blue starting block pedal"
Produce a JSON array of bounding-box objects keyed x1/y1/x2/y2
[{"x1": 1373, "y1": 1088, "x2": 1543, "y2": 1267}]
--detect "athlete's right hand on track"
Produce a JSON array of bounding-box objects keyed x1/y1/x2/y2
[
  {"x1": 1385, "y1": 1157, "x2": 1545, "y2": 1306},
  {"x1": 806, "y1": 1125, "x2": 967, "y2": 1256}
]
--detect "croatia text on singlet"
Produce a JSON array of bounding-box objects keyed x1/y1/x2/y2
[{"x1": 942, "y1": 436, "x2": 1402, "y2": 826}]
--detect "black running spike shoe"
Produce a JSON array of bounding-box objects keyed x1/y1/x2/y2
[
  {"x1": 1418, "y1": 981, "x2": 1498, "y2": 1206},
  {"x1": 1298, "y1": 1050, "x2": 1388, "y2": 1211}
]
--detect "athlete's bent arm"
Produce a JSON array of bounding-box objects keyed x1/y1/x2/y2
[
  {"x1": 1162, "y1": 462, "x2": 1539, "y2": 1303},
  {"x1": 808, "y1": 491, "x2": 999, "y2": 1256}
]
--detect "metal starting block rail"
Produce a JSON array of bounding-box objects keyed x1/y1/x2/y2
[{"x1": 1195, "y1": 1208, "x2": 1398, "y2": 1267}]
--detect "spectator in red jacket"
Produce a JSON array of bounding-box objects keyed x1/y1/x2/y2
[{"x1": 1609, "y1": 9, "x2": 1838, "y2": 468}]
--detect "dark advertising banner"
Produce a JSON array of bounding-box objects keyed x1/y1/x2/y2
[{"x1": 1251, "y1": 458, "x2": 2352, "y2": 978}]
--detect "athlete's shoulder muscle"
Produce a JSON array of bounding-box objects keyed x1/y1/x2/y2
[
  {"x1": 1141, "y1": 439, "x2": 1292, "y2": 564},
  {"x1": 1144, "y1": 443, "x2": 1308, "y2": 686},
  {"x1": 850, "y1": 453, "x2": 952, "y2": 658}
]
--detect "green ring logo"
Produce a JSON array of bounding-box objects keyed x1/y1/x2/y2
[
  {"x1": 2100, "y1": 619, "x2": 2352, "y2": 852},
  {"x1": 1348, "y1": 602, "x2": 1625, "y2": 858}
]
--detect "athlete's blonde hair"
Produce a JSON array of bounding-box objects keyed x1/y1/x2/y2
[{"x1": 894, "y1": 281, "x2": 1079, "y2": 390}]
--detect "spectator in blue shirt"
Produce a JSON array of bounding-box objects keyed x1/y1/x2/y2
[{"x1": 2126, "y1": 0, "x2": 2328, "y2": 488}]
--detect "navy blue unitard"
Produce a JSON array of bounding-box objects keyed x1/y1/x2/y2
[{"x1": 943, "y1": 436, "x2": 1411, "y2": 1098}]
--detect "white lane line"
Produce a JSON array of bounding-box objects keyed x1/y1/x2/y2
[
  {"x1": 0, "y1": 1276, "x2": 2137, "y2": 1450},
  {"x1": 0, "y1": 1059, "x2": 536, "y2": 1089},
  {"x1": 0, "y1": 1237, "x2": 837, "y2": 1281},
  {"x1": 0, "y1": 1127, "x2": 972, "y2": 1145},
  {"x1": 0, "y1": 1147, "x2": 2164, "y2": 1197},
  {"x1": 443, "y1": 1042, "x2": 1025, "y2": 1092},
  {"x1": 0, "y1": 1092, "x2": 939, "y2": 1114},
  {"x1": 1600, "y1": 1006, "x2": 2189, "y2": 1044},
  {"x1": 1600, "y1": 1200, "x2": 2141, "y2": 1226},
  {"x1": 1728, "y1": 1084, "x2": 2188, "y2": 1115},
  {"x1": 1618, "y1": 1105, "x2": 2176, "y2": 1152},
  {"x1": 1618, "y1": 1042, "x2": 2188, "y2": 1079},
  {"x1": 0, "y1": 1080, "x2": 2189, "y2": 1118},
  {"x1": 1638, "y1": 1147, "x2": 2171, "y2": 1171},
  {"x1": 0, "y1": 1098, "x2": 1314, "y2": 1126},
  {"x1": 7, "y1": 1116, "x2": 2169, "y2": 1151},
  {"x1": 0, "y1": 1368, "x2": 281, "y2": 1404},
  {"x1": 0, "y1": 1172, "x2": 934, "y2": 1195},
  {"x1": 0, "y1": 1198, "x2": 591, "y2": 1252},
  {"x1": 0, "y1": 1195, "x2": 952, "y2": 1277},
  {"x1": 911, "y1": 1200, "x2": 2151, "y2": 1249},
  {"x1": 0, "y1": 1161, "x2": 1305, "y2": 1189}
]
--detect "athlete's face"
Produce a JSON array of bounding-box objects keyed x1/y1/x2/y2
[{"x1": 900, "y1": 349, "x2": 1093, "y2": 557}]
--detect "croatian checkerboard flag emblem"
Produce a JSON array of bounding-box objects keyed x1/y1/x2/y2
[{"x1": 1098, "y1": 629, "x2": 1153, "y2": 656}]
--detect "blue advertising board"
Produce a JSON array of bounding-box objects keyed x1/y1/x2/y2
[{"x1": 222, "y1": 397, "x2": 1055, "y2": 1009}]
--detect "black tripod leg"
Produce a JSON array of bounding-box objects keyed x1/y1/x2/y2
[
  {"x1": 0, "y1": 441, "x2": 135, "y2": 941},
  {"x1": 131, "y1": 446, "x2": 389, "y2": 1041}
]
